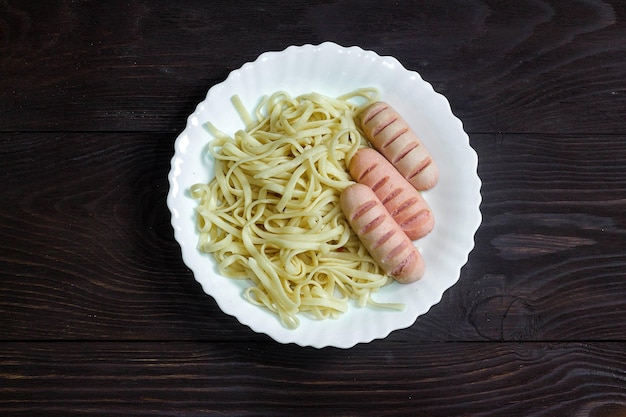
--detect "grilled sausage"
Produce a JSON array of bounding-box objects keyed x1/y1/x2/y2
[
  {"x1": 360, "y1": 101, "x2": 439, "y2": 191},
  {"x1": 340, "y1": 183, "x2": 425, "y2": 283},
  {"x1": 349, "y1": 148, "x2": 434, "y2": 240}
]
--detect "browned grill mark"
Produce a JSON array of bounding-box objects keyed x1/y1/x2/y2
[
  {"x1": 391, "y1": 197, "x2": 419, "y2": 217},
  {"x1": 390, "y1": 251, "x2": 416, "y2": 277},
  {"x1": 407, "y1": 157, "x2": 433, "y2": 179},
  {"x1": 392, "y1": 142, "x2": 419, "y2": 164},
  {"x1": 371, "y1": 176, "x2": 390, "y2": 192},
  {"x1": 400, "y1": 209, "x2": 430, "y2": 228},
  {"x1": 384, "y1": 240, "x2": 409, "y2": 263},
  {"x1": 382, "y1": 127, "x2": 408, "y2": 149},
  {"x1": 372, "y1": 116, "x2": 397, "y2": 137},
  {"x1": 361, "y1": 214, "x2": 385, "y2": 235},
  {"x1": 362, "y1": 104, "x2": 388, "y2": 124},
  {"x1": 352, "y1": 200, "x2": 376, "y2": 221},
  {"x1": 381, "y1": 188, "x2": 402, "y2": 205},
  {"x1": 357, "y1": 162, "x2": 377, "y2": 181},
  {"x1": 374, "y1": 230, "x2": 395, "y2": 249}
]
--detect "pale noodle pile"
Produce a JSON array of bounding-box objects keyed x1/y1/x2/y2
[{"x1": 191, "y1": 88, "x2": 402, "y2": 329}]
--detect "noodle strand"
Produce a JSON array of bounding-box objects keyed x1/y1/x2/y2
[{"x1": 193, "y1": 88, "x2": 404, "y2": 329}]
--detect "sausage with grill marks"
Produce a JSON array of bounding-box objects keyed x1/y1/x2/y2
[
  {"x1": 340, "y1": 183, "x2": 425, "y2": 283},
  {"x1": 360, "y1": 101, "x2": 439, "y2": 191},
  {"x1": 349, "y1": 147, "x2": 434, "y2": 240}
]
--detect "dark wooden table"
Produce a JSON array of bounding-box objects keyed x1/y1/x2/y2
[{"x1": 2, "y1": 1, "x2": 626, "y2": 416}]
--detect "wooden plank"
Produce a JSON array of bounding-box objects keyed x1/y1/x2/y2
[
  {"x1": 1, "y1": 341, "x2": 625, "y2": 416},
  {"x1": 1, "y1": 132, "x2": 625, "y2": 342},
  {"x1": 1, "y1": 1, "x2": 625, "y2": 133},
  {"x1": 0, "y1": 132, "x2": 255, "y2": 341}
]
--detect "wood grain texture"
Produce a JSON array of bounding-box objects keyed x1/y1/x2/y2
[
  {"x1": 2, "y1": 2, "x2": 626, "y2": 415},
  {"x1": 1, "y1": 132, "x2": 625, "y2": 342},
  {"x1": 0, "y1": 132, "x2": 256, "y2": 341},
  {"x1": 1, "y1": 0, "x2": 625, "y2": 133},
  {"x1": 1, "y1": 341, "x2": 625, "y2": 417}
]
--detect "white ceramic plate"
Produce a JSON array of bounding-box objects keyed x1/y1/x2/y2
[{"x1": 167, "y1": 42, "x2": 481, "y2": 348}]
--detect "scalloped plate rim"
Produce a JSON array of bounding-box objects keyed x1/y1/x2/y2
[{"x1": 167, "y1": 41, "x2": 481, "y2": 349}]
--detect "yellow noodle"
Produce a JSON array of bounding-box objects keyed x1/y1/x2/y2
[
  {"x1": 192, "y1": 87, "x2": 404, "y2": 329},
  {"x1": 231, "y1": 95, "x2": 253, "y2": 128}
]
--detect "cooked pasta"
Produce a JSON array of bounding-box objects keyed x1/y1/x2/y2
[{"x1": 191, "y1": 88, "x2": 403, "y2": 328}]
